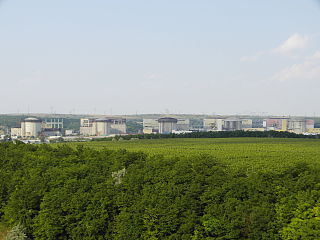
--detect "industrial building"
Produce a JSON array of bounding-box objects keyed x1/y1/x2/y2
[
  {"x1": 203, "y1": 118, "x2": 225, "y2": 131},
  {"x1": 307, "y1": 128, "x2": 320, "y2": 135},
  {"x1": 42, "y1": 118, "x2": 64, "y2": 137},
  {"x1": 203, "y1": 117, "x2": 242, "y2": 131},
  {"x1": 80, "y1": 118, "x2": 127, "y2": 136},
  {"x1": 241, "y1": 119, "x2": 253, "y2": 128},
  {"x1": 143, "y1": 119, "x2": 159, "y2": 134},
  {"x1": 10, "y1": 117, "x2": 66, "y2": 138},
  {"x1": 11, "y1": 117, "x2": 42, "y2": 138},
  {"x1": 143, "y1": 118, "x2": 190, "y2": 134},
  {"x1": 223, "y1": 118, "x2": 242, "y2": 131},
  {"x1": 263, "y1": 117, "x2": 314, "y2": 133},
  {"x1": 0, "y1": 126, "x2": 8, "y2": 135},
  {"x1": 176, "y1": 119, "x2": 191, "y2": 131},
  {"x1": 43, "y1": 118, "x2": 64, "y2": 129},
  {"x1": 158, "y1": 117, "x2": 178, "y2": 134},
  {"x1": 263, "y1": 117, "x2": 289, "y2": 131}
]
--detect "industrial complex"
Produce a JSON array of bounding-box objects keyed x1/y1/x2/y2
[{"x1": 2, "y1": 114, "x2": 320, "y2": 142}]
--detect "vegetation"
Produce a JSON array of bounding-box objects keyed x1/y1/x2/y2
[
  {"x1": 1, "y1": 138, "x2": 320, "y2": 239},
  {"x1": 92, "y1": 130, "x2": 320, "y2": 142},
  {"x1": 0, "y1": 224, "x2": 9, "y2": 240}
]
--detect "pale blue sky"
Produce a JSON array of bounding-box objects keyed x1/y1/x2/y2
[{"x1": 0, "y1": 0, "x2": 320, "y2": 115}]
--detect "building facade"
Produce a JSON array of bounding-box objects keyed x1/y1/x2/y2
[
  {"x1": 158, "y1": 117, "x2": 178, "y2": 134},
  {"x1": 80, "y1": 118, "x2": 126, "y2": 136}
]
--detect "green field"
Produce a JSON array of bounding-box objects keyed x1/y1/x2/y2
[{"x1": 64, "y1": 138, "x2": 320, "y2": 172}]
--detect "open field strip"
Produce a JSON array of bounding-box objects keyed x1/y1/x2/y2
[{"x1": 61, "y1": 138, "x2": 320, "y2": 172}]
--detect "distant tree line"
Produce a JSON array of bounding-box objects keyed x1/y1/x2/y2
[{"x1": 94, "y1": 130, "x2": 320, "y2": 141}]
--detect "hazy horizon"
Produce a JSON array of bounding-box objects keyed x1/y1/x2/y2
[{"x1": 1, "y1": 1, "x2": 320, "y2": 116}]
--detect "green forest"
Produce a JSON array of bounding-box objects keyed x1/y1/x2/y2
[{"x1": 1, "y1": 138, "x2": 320, "y2": 239}]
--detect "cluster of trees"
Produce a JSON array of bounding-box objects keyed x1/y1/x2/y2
[
  {"x1": 94, "y1": 130, "x2": 319, "y2": 142},
  {"x1": 1, "y1": 142, "x2": 320, "y2": 239}
]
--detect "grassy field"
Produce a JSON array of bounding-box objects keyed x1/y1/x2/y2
[{"x1": 62, "y1": 138, "x2": 320, "y2": 172}]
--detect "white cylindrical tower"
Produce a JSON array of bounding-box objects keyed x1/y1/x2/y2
[
  {"x1": 158, "y1": 117, "x2": 178, "y2": 134},
  {"x1": 23, "y1": 118, "x2": 42, "y2": 137},
  {"x1": 95, "y1": 119, "x2": 112, "y2": 136}
]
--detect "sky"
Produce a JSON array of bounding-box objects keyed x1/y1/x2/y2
[{"x1": 0, "y1": 0, "x2": 320, "y2": 116}]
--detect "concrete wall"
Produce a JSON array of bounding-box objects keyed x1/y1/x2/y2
[
  {"x1": 11, "y1": 128, "x2": 22, "y2": 137},
  {"x1": 203, "y1": 119, "x2": 224, "y2": 131},
  {"x1": 159, "y1": 122, "x2": 177, "y2": 134},
  {"x1": 24, "y1": 121, "x2": 42, "y2": 137}
]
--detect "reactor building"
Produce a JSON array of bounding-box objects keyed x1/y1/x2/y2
[
  {"x1": 80, "y1": 118, "x2": 127, "y2": 136},
  {"x1": 143, "y1": 118, "x2": 189, "y2": 134},
  {"x1": 11, "y1": 117, "x2": 42, "y2": 138},
  {"x1": 158, "y1": 117, "x2": 178, "y2": 134}
]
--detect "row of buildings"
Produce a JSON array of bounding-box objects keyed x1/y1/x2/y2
[
  {"x1": 11, "y1": 118, "x2": 65, "y2": 138},
  {"x1": 143, "y1": 117, "x2": 320, "y2": 135},
  {"x1": 79, "y1": 117, "x2": 183, "y2": 136},
  {"x1": 203, "y1": 117, "x2": 319, "y2": 134},
  {"x1": 10, "y1": 117, "x2": 128, "y2": 139},
  {"x1": 9, "y1": 116, "x2": 320, "y2": 139}
]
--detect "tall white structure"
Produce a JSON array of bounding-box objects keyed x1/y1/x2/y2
[
  {"x1": 22, "y1": 118, "x2": 42, "y2": 137},
  {"x1": 80, "y1": 118, "x2": 126, "y2": 136},
  {"x1": 223, "y1": 118, "x2": 242, "y2": 131},
  {"x1": 143, "y1": 118, "x2": 190, "y2": 134},
  {"x1": 158, "y1": 117, "x2": 178, "y2": 134},
  {"x1": 287, "y1": 119, "x2": 314, "y2": 134},
  {"x1": 203, "y1": 118, "x2": 225, "y2": 131},
  {"x1": 110, "y1": 118, "x2": 127, "y2": 134},
  {"x1": 95, "y1": 119, "x2": 112, "y2": 136},
  {"x1": 11, "y1": 117, "x2": 43, "y2": 138}
]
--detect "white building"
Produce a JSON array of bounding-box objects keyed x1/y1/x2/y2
[
  {"x1": 158, "y1": 117, "x2": 178, "y2": 134},
  {"x1": 287, "y1": 119, "x2": 315, "y2": 134},
  {"x1": 241, "y1": 119, "x2": 253, "y2": 128},
  {"x1": 176, "y1": 119, "x2": 190, "y2": 131},
  {"x1": 203, "y1": 117, "x2": 242, "y2": 131},
  {"x1": 11, "y1": 117, "x2": 42, "y2": 138},
  {"x1": 143, "y1": 119, "x2": 159, "y2": 134},
  {"x1": 80, "y1": 118, "x2": 126, "y2": 136},
  {"x1": 143, "y1": 118, "x2": 190, "y2": 134},
  {"x1": 203, "y1": 118, "x2": 225, "y2": 131},
  {"x1": 223, "y1": 118, "x2": 242, "y2": 131}
]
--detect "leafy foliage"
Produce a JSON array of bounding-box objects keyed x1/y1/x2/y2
[
  {"x1": 1, "y1": 139, "x2": 320, "y2": 239},
  {"x1": 5, "y1": 224, "x2": 28, "y2": 240}
]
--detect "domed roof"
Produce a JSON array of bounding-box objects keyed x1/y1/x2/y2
[
  {"x1": 24, "y1": 117, "x2": 42, "y2": 122},
  {"x1": 95, "y1": 118, "x2": 113, "y2": 122}
]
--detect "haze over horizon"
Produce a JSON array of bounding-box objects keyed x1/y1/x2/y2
[{"x1": 0, "y1": 0, "x2": 319, "y2": 116}]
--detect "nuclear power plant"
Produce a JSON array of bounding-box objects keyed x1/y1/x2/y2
[{"x1": 6, "y1": 113, "x2": 320, "y2": 142}]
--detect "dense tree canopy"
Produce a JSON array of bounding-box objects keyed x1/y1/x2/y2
[{"x1": 1, "y1": 142, "x2": 320, "y2": 239}]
